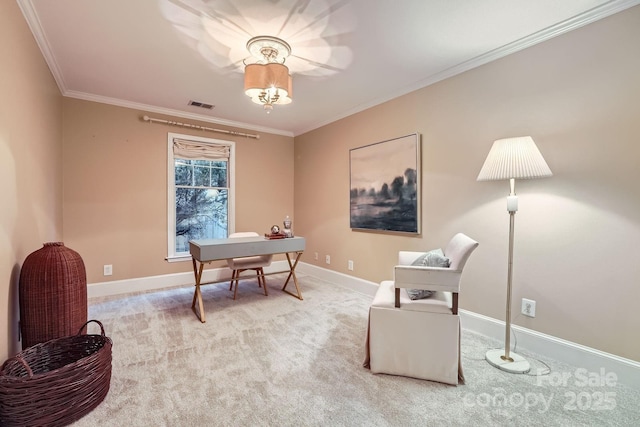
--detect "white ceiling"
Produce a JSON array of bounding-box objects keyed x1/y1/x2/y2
[{"x1": 18, "y1": 0, "x2": 640, "y2": 137}]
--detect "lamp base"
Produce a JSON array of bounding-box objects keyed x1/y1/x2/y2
[{"x1": 485, "y1": 348, "x2": 531, "y2": 374}]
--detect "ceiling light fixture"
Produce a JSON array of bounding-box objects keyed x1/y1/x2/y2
[{"x1": 243, "y1": 36, "x2": 293, "y2": 113}]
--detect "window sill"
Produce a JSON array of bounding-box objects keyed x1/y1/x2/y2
[{"x1": 166, "y1": 254, "x2": 192, "y2": 263}]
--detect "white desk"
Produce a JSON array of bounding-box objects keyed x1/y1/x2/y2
[{"x1": 189, "y1": 236, "x2": 306, "y2": 322}]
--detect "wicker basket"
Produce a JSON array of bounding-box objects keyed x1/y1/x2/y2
[
  {"x1": 19, "y1": 242, "x2": 88, "y2": 349},
  {"x1": 0, "y1": 320, "x2": 112, "y2": 427}
]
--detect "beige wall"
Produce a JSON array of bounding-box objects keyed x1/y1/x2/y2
[
  {"x1": 4, "y1": 1, "x2": 639, "y2": 364},
  {"x1": 294, "y1": 7, "x2": 640, "y2": 361},
  {"x1": 62, "y1": 99, "x2": 294, "y2": 284},
  {"x1": 0, "y1": 1, "x2": 63, "y2": 360}
]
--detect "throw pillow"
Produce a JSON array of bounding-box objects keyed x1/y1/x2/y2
[{"x1": 406, "y1": 248, "x2": 450, "y2": 300}]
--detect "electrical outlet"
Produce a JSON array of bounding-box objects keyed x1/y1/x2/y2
[
  {"x1": 314, "y1": 252, "x2": 318, "y2": 260},
  {"x1": 103, "y1": 264, "x2": 113, "y2": 276},
  {"x1": 348, "y1": 260, "x2": 354, "y2": 271},
  {"x1": 325, "y1": 255, "x2": 331, "y2": 265},
  {"x1": 522, "y1": 298, "x2": 536, "y2": 318}
]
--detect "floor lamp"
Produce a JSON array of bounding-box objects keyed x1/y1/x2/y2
[{"x1": 477, "y1": 136, "x2": 552, "y2": 374}]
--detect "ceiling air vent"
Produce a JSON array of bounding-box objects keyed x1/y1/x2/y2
[{"x1": 188, "y1": 100, "x2": 214, "y2": 110}]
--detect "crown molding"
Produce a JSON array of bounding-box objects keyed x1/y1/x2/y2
[
  {"x1": 63, "y1": 90, "x2": 294, "y2": 138},
  {"x1": 296, "y1": 0, "x2": 640, "y2": 136},
  {"x1": 19, "y1": 0, "x2": 640, "y2": 138},
  {"x1": 16, "y1": 0, "x2": 293, "y2": 138},
  {"x1": 17, "y1": 0, "x2": 67, "y2": 94}
]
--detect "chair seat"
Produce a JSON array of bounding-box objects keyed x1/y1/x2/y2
[
  {"x1": 373, "y1": 280, "x2": 453, "y2": 315},
  {"x1": 227, "y1": 255, "x2": 271, "y2": 270},
  {"x1": 225, "y1": 232, "x2": 273, "y2": 300},
  {"x1": 367, "y1": 303, "x2": 462, "y2": 385}
]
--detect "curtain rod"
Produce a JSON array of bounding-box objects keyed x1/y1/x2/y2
[{"x1": 142, "y1": 115, "x2": 260, "y2": 140}]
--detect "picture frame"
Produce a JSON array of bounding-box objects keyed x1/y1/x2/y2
[{"x1": 349, "y1": 133, "x2": 421, "y2": 234}]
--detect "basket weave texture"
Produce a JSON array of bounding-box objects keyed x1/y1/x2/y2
[
  {"x1": 19, "y1": 242, "x2": 88, "y2": 349},
  {"x1": 0, "y1": 320, "x2": 112, "y2": 427}
]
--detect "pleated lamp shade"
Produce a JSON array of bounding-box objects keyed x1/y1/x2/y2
[{"x1": 477, "y1": 136, "x2": 552, "y2": 181}]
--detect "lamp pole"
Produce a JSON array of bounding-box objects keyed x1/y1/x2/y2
[
  {"x1": 504, "y1": 178, "x2": 517, "y2": 362},
  {"x1": 486, "y1": 178, "x2": 531, "y2": 373}
]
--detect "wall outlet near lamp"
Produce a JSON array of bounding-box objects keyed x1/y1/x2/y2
[
  {"x1": 325, "y1": 255, "x2": 331, "y2": 265},
  {"x1": 348, "y1": 260, "x2": 354, "y2": 271},
  {"x1": 521, "y1": 298, "x2": 536, "y2": 317},
  {"x1": 103, "y1": 264, "x2": 113, "y2": 276}
]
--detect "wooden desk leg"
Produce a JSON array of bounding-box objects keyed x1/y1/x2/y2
[
  {"x1": 191, "y1": 258, "x2": 206, "y2": 323},
  {"x1": 282, "y1": 252, "x2": 303, "y2": 300}
]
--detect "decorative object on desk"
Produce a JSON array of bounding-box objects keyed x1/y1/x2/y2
[
  {"x1": 283, "y1": 215, "x2": 293, "y2": 237},
  {"x1": 0, "y1": 320, "x2": 112, "y2": 426},
  {"x1": 19, "y1": 242, "x2": 87, "y2": 350},
  {"x1": 477, "y1": 136, "x2": 552, "y2": 374},
  {"x1": 350, "y1": 133, "x2": 421, "y2": 234},
  {"x1": 266, "y1": 224, "x2": 286, "y2": 239},
  {"x1": 264, "y1": 233, "x2": 286, "y2": 240}
]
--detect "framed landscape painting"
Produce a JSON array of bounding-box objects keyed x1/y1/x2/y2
[{"x1": 349, "y1": 133, "x2": 421, "y2": 234}]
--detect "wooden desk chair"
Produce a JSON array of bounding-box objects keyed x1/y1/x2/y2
[{"x1": 226, "y1": 232, "x2": 273, "y2": 300}]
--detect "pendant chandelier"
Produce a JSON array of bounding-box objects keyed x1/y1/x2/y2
[{"x1": 244, "y1": 36, "x2": 293, "y2": 113}]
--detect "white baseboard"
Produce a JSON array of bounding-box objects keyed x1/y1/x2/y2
[
  {"x1": 89, "y1": 261, "x2": 640, "y2": 389},
  {"x1": 87, "y1": 260, "x2": 290, "y2": 298},
  {"x1": 297, "y1": 263, "x2": 640, "y2": 390},
  {"x1": 458, "y1": 309, "x2": 640, "y2": 389},
  {"x1": 296, "y1": 262, "x2": 378, "y2": 297}
]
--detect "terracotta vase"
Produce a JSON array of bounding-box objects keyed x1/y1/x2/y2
[{"x1": 19, "y1": 242, "x2": 87, "y2": 349}]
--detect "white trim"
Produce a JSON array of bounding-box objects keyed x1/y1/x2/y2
[
  {"x1": 294, "y1": 0, "x2": 640, "y2": 135},
  {"x1": 64, "y1": 90, "x2": 293, "y2": 137},
  {"x1": 296, "y1": 263, "x2": 640, "y2": 389},
  {"x1": 11, "y1": 0, "x2": 291, "y2": 139},
  {"x1": 87, "y1": 262, "x2": 640, "y2": 389},
  {"x1": 458, "y1": 310, "x2": 640, "y2": 389},
  {"x1": 19, "y1": 0, "x2": 640, "y2": 137},
  {"x1": 166, "y1": 132, "x2": 235, "y2": 259},
  {"x1": 296, "y1": 262, "x2": 377, "y2": 297},
  {"x1": 17, "y1": 0, "x2": 67, "y2": 93},
  {"x1": 165, "y1": 254, "x2": 192, "y2": 263},
  {"x1": 88, "y1": 260, "x2": 289, "y2": 298}
]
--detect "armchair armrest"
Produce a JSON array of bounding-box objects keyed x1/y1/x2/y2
[
  {"x1": 393, "y1": 265, "x2": 463, "y2": 313},
  {"x1": 394, "y1": 265, "x2": 462, "y2": 291}
]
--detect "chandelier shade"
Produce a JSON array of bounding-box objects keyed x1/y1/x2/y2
[
  {"x1": 243, "y1": 36, "x2": 293, "y2": 113},
  {"x1": 244, "y1": 62, "x2": 292, "y2": 110}
]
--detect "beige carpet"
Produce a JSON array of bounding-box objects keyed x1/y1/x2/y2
[{"x1": 72, "y1": 273, "x2": 639, "y2": 426}]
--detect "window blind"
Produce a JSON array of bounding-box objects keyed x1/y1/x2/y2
[{"x1": 173, "y1": 138, "x2": 230, "y2": 160}]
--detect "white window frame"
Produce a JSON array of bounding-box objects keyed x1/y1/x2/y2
[{"x1": 166, "y1": 132, "x2": 235, "y2": 262}]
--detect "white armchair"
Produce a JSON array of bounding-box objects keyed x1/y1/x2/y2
[{"x1": 363, "y1": 233, "x2": 479, "y2": 385}]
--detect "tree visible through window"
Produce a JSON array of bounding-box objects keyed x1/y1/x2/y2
[
  {"x1": 167, "y1": 133, "x2": 234, "y2": 259},
  {"x1": 174, "y1": 159, "x2": 228, "y2": 252}
]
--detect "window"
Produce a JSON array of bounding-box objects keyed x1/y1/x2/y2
[{"x1": 167, "y1": 133, "x2": 235, "y2": 261}]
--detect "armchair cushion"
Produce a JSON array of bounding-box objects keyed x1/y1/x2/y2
[
  {"x1": 409, "y1": 248, "x2": 450, "y2": 268},
  {"x1": 407, "y1": 249, "x2": 450, "y2": 300}
]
